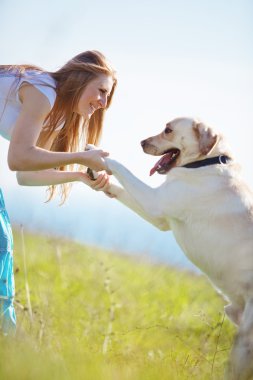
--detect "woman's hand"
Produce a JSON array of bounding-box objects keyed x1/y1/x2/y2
[
  {"x1": 82, "y1": 149, "x2": 112, "y2": 174},
  {"x1": 79, "y1": 171, "x2": 111, "y2": 192}
]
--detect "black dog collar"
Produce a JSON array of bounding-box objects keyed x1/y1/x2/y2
[{"x1": 182, "y1": 155, "x2": 231, "y2": 169}]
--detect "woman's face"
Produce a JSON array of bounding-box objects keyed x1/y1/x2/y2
[{"x1": 75, "y1": 74, "x2": 114, "y2": 118}]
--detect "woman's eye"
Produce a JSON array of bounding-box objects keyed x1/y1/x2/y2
[{"x1": 164, "y1": 127, "x2": 172, "y2": 134}]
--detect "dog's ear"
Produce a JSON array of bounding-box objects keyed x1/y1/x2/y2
[{"x1": 193, "y1": 121, "x2": 218, "y2": 155}]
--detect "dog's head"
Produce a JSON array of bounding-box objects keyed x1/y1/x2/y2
[{"x1": 141, "y1": 117, "x2": 224, "y2": 176}]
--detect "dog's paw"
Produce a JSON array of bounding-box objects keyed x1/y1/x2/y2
[
  {"x1": 86, "y1": 167, "x2": 98, "y2": 181},
  {"x1": 85, "y1": 144, "x2": 99, "y2": 180},
  {"x1": 85, "y1": 144, "x2": 97, "y2": 151}
]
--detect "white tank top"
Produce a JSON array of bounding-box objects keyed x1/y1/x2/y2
[{"x1": 0, "y1": 69, "x2": 57, "y2": 141}]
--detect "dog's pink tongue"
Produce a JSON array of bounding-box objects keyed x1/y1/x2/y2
[
  {"x1": 149, "y1": 155, "x2": 165, "y2": 176},
  {"x1": 149, "y1": 152, "x2": 173, "y2": 176},
  {"x1": 150, "y1": 164, "x2": 159, "y2": 176}
]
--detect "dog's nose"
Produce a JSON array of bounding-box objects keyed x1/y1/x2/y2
[{"x1": 140, "y1": 140, "x2": 146, "y2": 148}]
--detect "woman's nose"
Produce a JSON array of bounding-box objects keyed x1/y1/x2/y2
[{"x1": 98, "y1": 94, "x2": 107, "y2": 108}]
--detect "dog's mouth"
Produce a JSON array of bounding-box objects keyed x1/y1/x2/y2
[{"x1": 150, "y1": 149, "x2": 180, "y2": 176}]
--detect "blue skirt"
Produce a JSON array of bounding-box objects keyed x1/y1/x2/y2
[{"x1": 0, "y1": 188, "x2": 16, "y2": 335}]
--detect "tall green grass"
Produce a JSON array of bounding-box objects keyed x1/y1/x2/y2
[{"x1": 0, "y1": 227, "x2": 235, "y2": 379}]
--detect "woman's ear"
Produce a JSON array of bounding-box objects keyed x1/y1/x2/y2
[{"x1": 193, "y1": 121, "x2": 218, "y2": 155}]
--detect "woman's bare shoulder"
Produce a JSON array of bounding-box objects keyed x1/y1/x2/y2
[{"x1": 18, "y1": 83, "x2": 52, "y2": 117}]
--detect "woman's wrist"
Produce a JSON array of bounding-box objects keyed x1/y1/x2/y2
[
  {"x1": 75, "y1": 171, "x2": 89, "y2": 182},
  {"x1": 73, "y1": 151, "x2": 87, "y2": 166}
]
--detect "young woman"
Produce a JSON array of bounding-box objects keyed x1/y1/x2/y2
[{"x1": 0, "y1": 50, "x2": 117, "y2": 334}]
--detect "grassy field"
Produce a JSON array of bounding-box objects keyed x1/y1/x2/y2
[{"x1": 0, "y1": 227, "x2": 235, "y2": 380}]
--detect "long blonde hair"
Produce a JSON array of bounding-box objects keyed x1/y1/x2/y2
[{"x1": 1, "y1": 51, "x2": 117, "y2": 203}]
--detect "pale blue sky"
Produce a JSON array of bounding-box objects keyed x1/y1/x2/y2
[
  {"x1": 1, "y1": 0, "x2": 252, "y2": 64},
  {"x1": 0, "y1": 0, "x2": 252, "y2": 237}
]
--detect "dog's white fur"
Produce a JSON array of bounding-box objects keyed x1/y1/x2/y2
[{"x1": 99, "y1": 117, "x2": 253, "y2": 379}]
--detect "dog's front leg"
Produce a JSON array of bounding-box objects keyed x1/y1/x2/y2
[
  {"x1": 105, "y1": 158, "x2": 170, "y2": 231},
  {"x1": 107, "y1": 183, "x2": 170, "y2": 231}
]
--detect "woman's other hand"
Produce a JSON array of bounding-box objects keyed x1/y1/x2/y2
[{"x1": 80, "y1": 171, "x2": 112, "y2": 192}]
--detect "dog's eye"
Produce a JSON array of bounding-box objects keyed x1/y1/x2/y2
[{"x1": 164, "y1": 127, "x2": 172, "y2": 134}]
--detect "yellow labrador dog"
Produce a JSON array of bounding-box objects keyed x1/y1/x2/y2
[{"x1": 90, "y1": 117, "x2": 253, "y2": 379}]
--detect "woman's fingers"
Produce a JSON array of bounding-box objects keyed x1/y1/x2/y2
[
  {"x1": 79, "y1": 170, "x2": 112, "y2": 192},
  {"x1": 84, "y1": 149, "x2": 110, "y2": 172},
  {"x1": 93, "y1": 174, "x2": 109, "y2": 191},
  {"x1": 87, "y1": 172, "x2": 110, "y2": 191}
]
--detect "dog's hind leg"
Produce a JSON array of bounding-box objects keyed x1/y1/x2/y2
[
  {"x1": 224, "y1": 304, "x2": 243, "y2": 326},
  {"x1": 227, "y1": 298, "x2": 253, "y2": 380}
]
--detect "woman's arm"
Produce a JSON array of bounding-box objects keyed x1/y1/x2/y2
[
  {"x1": 16, "y1": 169, "x2": 110, "y2": 191},
  {"x1": 8, "y1": 85, "x2": 109, "y2": 172},
  {"x1": 16, "y1": 169, "x2": 84, "y2": 186}
]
